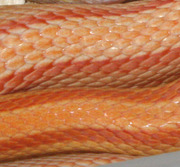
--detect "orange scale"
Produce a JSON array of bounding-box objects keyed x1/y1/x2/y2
[
  {"x1": 101, "y1": 63, "x2": 118, "y2": 73},
  {"x1": 104, "y1": 106, "x2": 126, "y2": 119},
  {"x1": 61, "y1": 20, "x2": 79, "y2": 29},
  {"x1": 151, "y1": 119, "x2": 168, "y2": 128},
  {"x1": 10, "y1": 119, "x2": 29, "y2": 132},
  {"x1": 123, "y1": 45, "x2": 141, "y2": 56},
  {"x1": 148, "y1": 18, "x2": 164, "y2": 28},
  {"x1": 140, "y1": 56, "x2": 160, "y2": 69},
  {"x1": 146, "y1": 106, "x2": 162, "y2": 115},
  {"x1": 16, "y1": 43, "x2": 34, "y2": 55},
  {"x1": 82, "y1": 64, "x2": 99, "y2": 73},
  {"x1": 161, "y1": 50, "x2": 180, "y2": 64},
  {"x1": 6, "y1": 103, "x2": 20, "y2": 111},
  {"x1": 103, "y1": 47, "x2": 120, "y2": 57},
  {"x1": 104, "y1": 33, "x2": 120, "y2": 42},
  {"x1": 150, "y1": 63, "x2": 167, "y2": 71},
  {"x1": 160, "y1": 124, "x2": 178, "y2": 133},
  {"x1": 0, "y1": 29, "x2": 8, "y2": 40},
  {"x1": 53, "y1": 37, "x2": 68, "y2": 47},
  {"x1": 81, "y1": 19, "x2": 98, "y2": 29},
  {"x1": 2, "y1": 35, "x2": 22, "y2": 48},
  {"x1": 45, "y1": 47, "x2": 63, "y2": 59},
  {"x1": 47, "y1": 118, "x2": 65, "y2": 128},
  {"x1": 138, "y1": 112, "x2": 155, "y2": 122},
  {"x1": 0, "y1": 48, "x2": 16, "y2": 61},
  {"x1": 70, "y1": 133, "x2": 89, "y2": 143},
  {"x1": 0, "y1": 147, "x2": 9, "y2": 152},
  {"x1": 34, "y1": 60, "x2": 53, "y2": 71},
  {"x1": 64, "y1": 128, "x2": 81, "y2": 137},
  {"x1": 141, "y1": 27, "x2": 159, "y2": 36},
  {"x1": 94, "y1": 101, "x2": 113, "y2": 110},
  {"x1": 6, "y1": 56, "x2": 25, "y2": 70},
  {"x1": 142, "y1": 138, "x2": 161, "y2": 146},
  {"x1": 19, "y1": 110, "x2": 39, "y2": 124},
  {"x1": 170, "y1": 129, "x2": 180, "y2": 138},
  {"x1": 38, "y1": 12, "x2": 61, "y2": 21},
  {"x1": 83, "y1": 109, "x2": 104, "y2": 120},
  {"x1": 153, "y1": 132, "x2": 176, "y2": 142},
  {"x1": 67, "y1": 35, "x2": 81, "y2": 44},
  {"x1": 85, "y1": 131, "x2": 106, "y2": 143},
  {"x1": 31, "y1": 118, "x2": 50, "y2": 131},
  {"x1": 96, "y1": 116, "x2": 115, "y2": 127},
  {"x1": 15, "y1": 65, "x2": 34, "y2": 76},
  {"x1": 74, "y1": 112, "x2": 98, "y2": 125},
  {"x1": 160, "y1": 20, "x2": 177, "y2": 30},
  {"x1": 152, "y1": 30, "x2": 169, "y2": 42},
  {"x1": 113, "y1": 130, "x2": 133, "y2": 142},
  {"x1": 34, "y1": 38, "x2": 52, "y2": 50},
  {"x1": 63, "y1": 102, "x2": 83, "y2": 111},
  {"x1": 5, "y1": 75, "x2": 24, "y2": 88},
  {"x1": 97, "y1": 129, "x2": 122, "y2": 143},
  {"x1": 53, "y1": 95, "x2": 76, "y2": 102},
  {"x1": 122, "y1": 31, "x2": 139, "y2": 40},
  {"x1": 95, "y1": 40, "x2": 112, "y2": 50},
  {"x1": 62, "y1": 65, "x2": 80, "y2": 75},
  {"x1": 25, "y1": 51, "x2": 44, "y2": 64},
  {"x1": 28, "y1": 133, "x2": 49, "y2": 144},
  {"x1": 129, "y1": 23, "x2": 146, "y2": 32},
  {"x1": 161, "y1": 92, "x2": 178, "y2": 101},
  {"x1": 110, "y1": 25, "x2": 127, "y2": 34},
  {"x1": 83, "y1": 45, "x2": 102, "y2": 57},
  {"x1": 43, "y1": 66, "x2": 63, "y2": 77},
  {"x1": 9, "y1": 143, "x2": 25, "y2": 150},
  {"x1": 121, "y1": 111, "x2": 138, "y2": 121},
  {"x1": 73, "y1": 27, "x2": 90, "y2": 36},
  {"x1": 133, "y1": 35, "x2": 150, "y2": 46},
  {"x1": 64, "y1": 44, "x2": 82, "y2": 56},
  {"x1": 0, "y1": 126, "x2": 18, "y2": 138},
  {"x1": 128, "y1": 131, "x2": 152, "y2": 142},
  {"x1": 0, "y1": 141, "x2": 18, "y2": 151},
  {"x1": 22, "y1": 29, "x2": 41, "y2": 43},
  {"x1": 120, "y1": 61, "x2": 139, "y2": 72},
  {"x1": 91, "y1": 26, "x2": 109, "y2": 36},
  {"x1": 130, "y1": 118, "x2": 155, "y2": 128},
  {"x1": 0, "y1": 102, "x2": 11, "y2": 112},
  {"x1": 141, "y1": 126, "x2": 158, "y2": 135},
  {"x1": 57, "y1": 28, "x2": 72, "y2": 38},
  {"x1": 80, "y1": 129, "x2": 101, "y2": 138},
  {"x1": 143, "y1": 41, "x2": 160, "y2": 52},
  {"x1": 81, "y1": 35, "x2": 101, "y2": 46},
  {"x1": 123, "y1": 136, "x2": 141, "y2": 145},
  {"x1": 55, "y1": 112, "x2": 78, "y2": 124},
  {"x1": 167, "y1": 115, "x2": 180, "y2": 124},
  {"x1": 114, "y1": 117, "x2": 132, "y2": 127}
]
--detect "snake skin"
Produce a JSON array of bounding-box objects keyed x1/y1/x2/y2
[
  {"x1": 0, "y1": 0, "x2": 180, "y2": 166},
  {"x1": 27, "y1": 0, "x2": 126, "y2": 4}
]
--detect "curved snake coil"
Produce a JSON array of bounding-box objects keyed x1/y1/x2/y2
[{"x1": 0, "y1": 0, "x2": 180, "y2": 166}]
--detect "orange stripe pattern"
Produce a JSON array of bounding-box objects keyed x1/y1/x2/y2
[{"x1": 0, "y1": 0, "x2": 180, "y2": 166}]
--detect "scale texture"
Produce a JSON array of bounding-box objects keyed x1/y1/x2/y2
[{"x1": 0, "y1": 0, "x2": 180, "y2": 166}]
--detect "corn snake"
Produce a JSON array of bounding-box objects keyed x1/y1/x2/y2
[{"x1": 0, "y1": 0, "x2": 180, "y2": 166}]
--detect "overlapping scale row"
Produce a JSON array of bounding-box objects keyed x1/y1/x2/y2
[
  {"x1": 0, "y1": 0, "x2": 180, "y2": 94},
  {"x1": 1, "y1": 153, "x2": 137, "y2": 167},
  {"x1": 0, "y1": 78, "x2": 179, "y2": 162}
]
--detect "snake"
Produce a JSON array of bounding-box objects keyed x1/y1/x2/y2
[{"x1": 0, "y1": 0, "x2": 180, "y2": 166}]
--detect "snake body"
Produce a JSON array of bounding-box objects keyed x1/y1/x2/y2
[{"x1": 0, "y1": 0, "x2": 180, "y2": 166}]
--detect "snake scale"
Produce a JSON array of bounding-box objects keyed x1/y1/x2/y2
[{"x1": 0, "y1": 0, "x2": 180, "y2": 166}]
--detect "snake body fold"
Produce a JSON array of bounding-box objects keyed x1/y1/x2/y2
[{"x1": 0, "y1": 0, "x2": 180, "y2": 166}]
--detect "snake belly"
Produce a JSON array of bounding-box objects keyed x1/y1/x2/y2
[{"x1": 0, "y1": 0, "x2": 180, "y2": 166}]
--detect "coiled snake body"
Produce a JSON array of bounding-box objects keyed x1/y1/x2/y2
[{"x1": 0, "y1": 0, "x2": 180, "y2": 166}]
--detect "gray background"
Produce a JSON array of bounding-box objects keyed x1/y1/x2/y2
[{"x1": 101, "y1": 151, "x2": 180, "y2": 167}]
